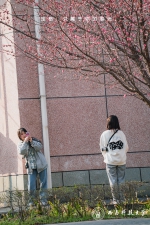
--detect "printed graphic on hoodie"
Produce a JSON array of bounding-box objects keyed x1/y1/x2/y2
[{"x1": 108, "y1": 140, "x2": 124, "y2": 150}]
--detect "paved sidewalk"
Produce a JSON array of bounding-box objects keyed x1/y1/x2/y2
[{"x1": 45, "y1": 218, "x2": 150, "y2": 225}]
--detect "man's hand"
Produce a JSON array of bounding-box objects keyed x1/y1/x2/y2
[
  {"x1": 24, "y1": 132, "x2": 32, "y2": 142},
  {"x1": 24, "y1": 136, "x2": 30, "y2": 142},
  {"x1": 29, "y1": 137, "x2": 32, "y2": 142}
]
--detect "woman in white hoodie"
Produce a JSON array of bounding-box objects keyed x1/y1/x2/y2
[{"x1": 100, "y1": 115, "x2": 129, "y2": 204}]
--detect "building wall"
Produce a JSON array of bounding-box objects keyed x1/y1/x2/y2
[
  {"x1": 1, "y1": 168, "x2": 150, "y2": 197},
  {"x1": 45, "y1": 66, "x2": 150, "y2": 173},
  {"x1": 0, "y1": 5, "x2": 22, "y2": 177},
  {"x1": 1, "y1": 35, "x2": 150, "y2": 191},
  {"x1": 2, "y1": 48, "x2": 150, "y2": 191},
  {"x1": 0, "y1": 1, "x2": 150, "y2": 193}
]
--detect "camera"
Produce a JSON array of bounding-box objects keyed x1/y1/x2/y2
[
  {"x1": 102, "y1": 147, "x2": 108, "y2": 152},
  {"x1": 25, "y1": 161, "x2": 29, "y2": 169},
  {"x1": 26, "y1": 132, "x2": 29, "y2": 136}
]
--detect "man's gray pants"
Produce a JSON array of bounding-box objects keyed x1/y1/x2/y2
[{"x1": 106, "y1": 164, "x2": 126, "y2": 202}]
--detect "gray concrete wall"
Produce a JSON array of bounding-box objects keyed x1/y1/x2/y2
[
  {"x1": 0, "y1": 175, "x2": 28, "y2": 192},
  {"x1": 51, "y1": 168, "x2": 150, "y2": 187},
  {"x1": 0, "y1": 167, "x2": 150, "y2": 197},
  {"x1": 51, "y1": 167, "x2": 150, "y2": 197}
]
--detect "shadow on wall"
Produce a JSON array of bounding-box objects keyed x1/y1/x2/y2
[
  {"x1": 0, "y1": 26, "x2": 20, "y2": 176},
  {"x1": 0, "y1": 132, "x2": 18, "y2": 175}
]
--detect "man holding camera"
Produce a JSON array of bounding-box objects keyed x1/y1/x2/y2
[{"x1": 17, "y1": 128, "x2": 48, "y2": 206}]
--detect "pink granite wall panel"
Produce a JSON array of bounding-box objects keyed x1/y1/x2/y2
[
  {"x1": 16, "y1": 57, "x2": 39, "y2": 99},
  {"x1": 0, "y1": 30, "x2": 21, "y2": 175},
  {"x1": 44, "y1": 66, "x2": 105, "y2": 97},
  {"x1": 15, "y1": 36, "x2": 39, "y2": 99},
  {"x1": 127, "y1": 152, "x2": 150, "y2": 167},
  {"x1": 105, "y1": 74, "x2": 129, "y2": 96},
  {"x1": 51, "y1": 152, "x2": 150, "y2": 172},
  {"x1": 19, "y1": 99, "x2": 43, "y2": 141},
  {"x1": 0, "y1": 133, "x2": 19, "y2": 175},
  {"x1": 11, "y1": 0, "x2": 35, "y2": 33},
  {"x1": 51, "y1": 154, "x2": 105, "y2": 172},
  {"x1": 47, "y1": 97, "x2": 107, "y2": 160},
  {"x1": 107, "y1": 96, "x2": 150, "y2": 152},
  {"x1": 11, "y1": 0, "x2": 33, "y2": 14}
]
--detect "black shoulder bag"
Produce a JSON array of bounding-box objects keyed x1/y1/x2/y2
[{"x1": 102, "y1": 129, "x2": 118, "y2": 152}]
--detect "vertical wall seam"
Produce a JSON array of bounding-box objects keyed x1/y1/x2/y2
[
  {"x1": 139, "y1": 168, "x2": 142, "y2": 182},
  {"x1": 104, "y1": 74, "x2": 108, "y2": 118},
  {"x1": 62, "y1": 172, "x2": 64, "y2": 187},
  {"x1": 102, "y1": 49, "x2": 108, "y2": 118},
  {"x1": 88, "y1": 170, "x2": 91, "y2": 186}
]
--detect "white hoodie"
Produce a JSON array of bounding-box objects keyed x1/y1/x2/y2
[{"x1": 100, "y1": 130, "x2": 129, "y2": 165}]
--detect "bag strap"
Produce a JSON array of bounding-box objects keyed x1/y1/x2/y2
[
  {"x1": 107, "y1": 129, "x2": 118, "y2": 147},
  {"x1": 32, "y1": 137, "x2": 42, "y2": 143}
]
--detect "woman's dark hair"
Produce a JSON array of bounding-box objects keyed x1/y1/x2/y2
[
  {"x1": 17, "y1": 128, "x2": 27, "y2": 140},
  {"x1": 107, "y1": 115, "x2": 121, "y2": 130}
]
